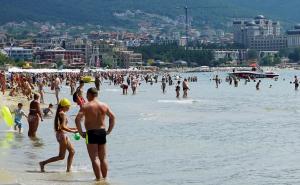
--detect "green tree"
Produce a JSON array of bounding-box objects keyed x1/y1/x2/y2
[
  {"x1": 0, "y1": 53, "x2": 13, "y2": 66},
  {"x1": 289, "y1": 48, "x2": 300, "y2": 62},
  {"x1": 247, "y1": 49, "x2": 258, "y2": 60},
  {"x1": 102, "y1": 55, "x2": 114, "y2": 68},
  {"x1": 279, "y1": 48, "x2": 290, "y2": 58},
  {"x1": 261, "y1": 55, "x2": 273, "y2": 66}
]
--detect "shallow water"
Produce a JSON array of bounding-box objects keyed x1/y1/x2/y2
[{"x1": 1, "y1": 70, "x2": 300, "y2": 185}]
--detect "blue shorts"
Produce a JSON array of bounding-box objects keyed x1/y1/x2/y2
[{"x1": 14, "y1": 119, "x2": 22, "y2": 129}]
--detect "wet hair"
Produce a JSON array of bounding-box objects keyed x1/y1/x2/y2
[
  {"x1": 18, "y1": 103, "x2": 23, "y2": 107},
  {"x1": 87, "y1": 87, "x2": 98, "y2": 97},
  {"x1": 80, "y1": 80, "x2": 84, "y2": 84}
]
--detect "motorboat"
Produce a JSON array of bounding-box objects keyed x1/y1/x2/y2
[{"x1": 228, "y1": 63, "x2": 279, "y2": 79}]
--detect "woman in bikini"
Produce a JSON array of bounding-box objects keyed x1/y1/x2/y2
[
  {"x1": 39, "y1": 98, "x2": 78, "y2": 172},
  {"x1": 28, "y1": 94, "x2": 43, "y2": 138}
]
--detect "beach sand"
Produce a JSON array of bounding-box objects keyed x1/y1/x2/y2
[
  {"x1": 0, "y1": 91, "x2": 30, "y2": 110},
  {"x1": 0, "y1": 169, "x2": 17, "y2": 184}
]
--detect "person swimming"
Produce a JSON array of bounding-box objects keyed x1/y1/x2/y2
[{"x1": 43, "y1": 103, "x2": 54, "y2": 117}]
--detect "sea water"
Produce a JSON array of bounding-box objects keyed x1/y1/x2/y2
[{"x1": 1, "y1": 70, "x2": 300, "y2": 185}]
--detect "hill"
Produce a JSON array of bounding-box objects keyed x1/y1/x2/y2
[{"x1": 0, "y1": 0, "x2": 299, "y2": 29}]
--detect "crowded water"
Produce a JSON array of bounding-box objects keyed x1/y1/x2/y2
[{"x1": 1, "y1": 70, "x2": 300, "y2": 185}]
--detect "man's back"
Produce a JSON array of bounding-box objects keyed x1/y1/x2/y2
[{"x1": 83, "y1": 100, "x2": 108, "y2": 130}]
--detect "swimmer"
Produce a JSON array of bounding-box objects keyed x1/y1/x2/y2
[
  {"x1": 28, "y1": 94, "x2": 43, "y2": 138},
  {"x1": 256, "y1": 80, "x2": 261, "y2": 90},
  {"x1": 161, "y1": 76, "x2": 167, "y2": 93},
  {"x1": 54, "y1": 75, "x2": 61, "y2": 104},
  {"x1": 213, "y1": 75, "x2": 219, "y2": 88},
  {"x1": 175, "y1": 81, "x2": 181, "y2": 98},
  {"x1": 75, "y1": 88, "x2": 116, "y2": 181},
  {"x1": 43, "y1": 103, "x2": 54, "y2": 117},
  {"x1": 39, "y1": 98, "x2": 78, "y2": 172},
  {"x1": 95, "y1": 76, "x2": 102, "y2": 91},
  {"x1": 182, "y1": 79, "x2": 190, "y2": 98},
  {"x1": 294, "y1": 76, "x2": 299, "y2": 90},
  {"x1": 121, "y1": 83, "x2": 128, "y2": 95}
]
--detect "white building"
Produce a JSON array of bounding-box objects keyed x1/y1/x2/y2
[
  {"x1": 214, "y1": 50, "x2": 247, "y2": 61},
  {"x1": 3, "y1": 47, "x2": 33, "y2": 61},
  {"x1": 233, "y1": 15, "x2": 286, "y2": 51},
  {"x1": 287, "y1": 24, "x2": 300, "y2": 48}
]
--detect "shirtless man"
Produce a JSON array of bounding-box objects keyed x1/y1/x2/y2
[
  {"x1": 75, "y1": 87, "x2": 116, "y2": 181},
  {"x1": 54, "y1": 75, "x2": 61, "y2": 104},
  {"x1": 37, "y1": 77, "x2": 45, "y2": 104},
  {"x1": 182, "y1": 78, "x2": 190, "y2": 98},
  {"x1": 95, "y1": 76, "x2": 101, "y2": 91}
]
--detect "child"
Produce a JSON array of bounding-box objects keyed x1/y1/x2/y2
[
  {"x1": 39, "y1": 98, "x2": 78, "y2": 172},
  {"x1": 14, "y1": 103, "x2": 28, "y2": 133},
  {"x1": 43, "y1": 103, "x2": 54, "y2": 117}
]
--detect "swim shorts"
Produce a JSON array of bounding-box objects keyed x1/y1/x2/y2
[
  {"x1": 14, "y1": 119, "x2": 22, "y2": 129},
  {"x1": 86, "y1": 129, "x2": 107, "y2": 145}
]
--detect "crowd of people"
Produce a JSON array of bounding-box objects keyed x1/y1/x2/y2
[
  {"x1": 2, "y1": 68, "x2": 300, "y2": 182},
  {"x1": 0, "y1": 70, "x2": 196, "y2": 181}
]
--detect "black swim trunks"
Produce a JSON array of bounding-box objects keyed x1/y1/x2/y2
[{"x1": 86, "y1": 129, "x2": 107, "y2": 145}]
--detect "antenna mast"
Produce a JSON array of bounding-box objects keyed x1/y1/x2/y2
[{"x1": 185, "y1": 0, "x2": 188, "y2": 50}]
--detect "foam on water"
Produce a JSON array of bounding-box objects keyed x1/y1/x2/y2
[
  {"x1": 157, "y1": 99, "x2": 200, "y2": 104},
  {"x1": 105, "y1": 89, "x2": 120, "y2": 92}
]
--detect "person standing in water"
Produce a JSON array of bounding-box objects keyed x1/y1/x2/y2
[
  {"x1": 256, "y1": 80, "x2": 261, "y2": 90},
  {"x1": 75, "y1": 88, "x2": 116, "y2": 181},
  {"x1": 28, "y1": 94, "x2": 43, "y2": 138},
  {"x1": 54, "y1": 75, "x2": 61, "y2": 104},
  {"x1": 39, "y1": 98, "x2": 77, "y2": 172},
  {"x1": 182, "y1": 79, "x2": 190, "y2": 98},
  {"x1": 213, "y1": 75, "x2": 220, "y2": 88},
  {"x1": 95, "y1": 76, "x2": 101, "y2": 91},
  {"x1": 294, "y1": 76, "x2": 299, "y2": 90},
  {"x1": 74, "y1": 80, "x2": 86, "y2": 108},
  {"x1": 161, "y1": 76, "x2": 167, "y2": 94},
  {"x1": 70, "y1": 79, "x2": 76, "y2": 95},
  {"x1": 37, "y1": 78, "x2": 45, "y2": 104},
  {"x1": 0, "y1": 71, "x2": 6, "y2": 95},
  {"x1": 14, "y1": 103, "x2": 28, "y2": 134},
  {"x1": 175, "y1": 81, "x2": 181, "y2": 98},
  {"x1": 131, "y1": 77, "x2": 138, "y2": 95}
]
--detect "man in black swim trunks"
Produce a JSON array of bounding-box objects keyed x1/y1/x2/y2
[{"x1": 75, "y1": 87, "x2": 116, "y2": 181}]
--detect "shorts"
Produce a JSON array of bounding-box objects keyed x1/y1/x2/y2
[
  {"x1": 86, "y1": 129, "x2": 107, "y2": 145},
  {"x1": 14, "y1": 119, "x2": 22, "y2": 129}
]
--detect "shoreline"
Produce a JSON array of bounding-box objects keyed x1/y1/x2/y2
[{"x1": 0, "y1": 92, "x2": 30, "y2": 113}]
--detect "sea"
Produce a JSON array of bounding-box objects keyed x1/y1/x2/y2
[{"x1": 1, "y1": 70, "x2": 300, "y2": 185}]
